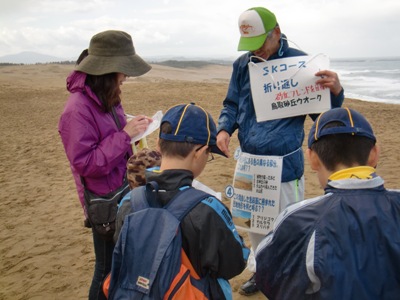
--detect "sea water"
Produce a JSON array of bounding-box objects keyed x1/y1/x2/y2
[{"x1": 330, "y1": 57, "x2": 400, "y2": 104}]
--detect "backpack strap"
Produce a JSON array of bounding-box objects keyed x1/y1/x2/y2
[
  {"x1": 119, "y1": 182, "x2": 159, "y2": 260},
  {"x1": 164, "y1": 187, "x2": 210, "y2": 221}
]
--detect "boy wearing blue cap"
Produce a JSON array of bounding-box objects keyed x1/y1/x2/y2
[
  {"x1": 255, "y1": 107, "x2": 400, "y2": 299},
  {"x1": 112, "y1": 103, "x2": 249, "y2": 299}
]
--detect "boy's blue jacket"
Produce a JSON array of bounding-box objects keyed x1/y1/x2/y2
[
  {"x1": 255, "y1": 175, "x2": 400, "y2": 300},
  {"x1": 218, "y1": 35, "x2": 345, "y2": 182}
]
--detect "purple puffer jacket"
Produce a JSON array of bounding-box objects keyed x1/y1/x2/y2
[{"x1": 58, "y1": 71, "x2": 133, "y2": 215}]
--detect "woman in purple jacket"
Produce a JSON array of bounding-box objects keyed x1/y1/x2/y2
[{"x1": 58, "y1": 30, "x2": 152, "y2": 300}]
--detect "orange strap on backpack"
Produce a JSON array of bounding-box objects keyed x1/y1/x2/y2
[
  {"x1": 102, "y1": 249, "x2": 207, "y2": 300},
  {"x1": 103, "y1": 273, "x2": 111, "y2": 298},
  {"x1": 163, "y1": 249, "x2": 207, "y2": 300}
]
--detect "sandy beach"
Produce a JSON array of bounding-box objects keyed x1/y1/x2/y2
[{"x1": 1, "y1": 63, "x2": 399, "y2": 300}]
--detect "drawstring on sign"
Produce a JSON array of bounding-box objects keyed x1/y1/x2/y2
[{"x1": 278, "y1": 34, "x2": 284, "y2": 57}]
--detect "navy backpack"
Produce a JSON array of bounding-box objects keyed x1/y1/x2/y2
[{"x1": 106, "y1": 182, "x2": 212, "y2": 299}]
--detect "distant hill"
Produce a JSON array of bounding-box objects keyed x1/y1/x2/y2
[
  {"x1": 0, "y1": 51, "x2": 235, "y2": 66},
  {"x1": 0, "y1": 51, "x2": 69, "y2": 64}
]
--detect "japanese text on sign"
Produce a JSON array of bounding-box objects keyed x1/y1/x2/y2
[
  {"x1": 229, "y1": 150, "x2": 282, "y2": 235},
  {"x1": 248, "y1": 54, "x2": 331, "y2": 122},
  {"x1": 252, "y1": 214, "x2": 275, "y2": 232}
]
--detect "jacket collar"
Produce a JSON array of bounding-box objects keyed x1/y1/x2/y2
[
  {"x1": 248, "y1": 33, "x2": 289, "y2": 62},
  {"x1": 66, "y1": 71, "x2": 103, "y2": 107},
  {"x1": 145, "y1": 168, "x2": 194, "y2": 206}
]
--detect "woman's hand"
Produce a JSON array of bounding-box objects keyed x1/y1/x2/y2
[{"x1": 123, "y1": 115, "x2": 152, "y2": 138}]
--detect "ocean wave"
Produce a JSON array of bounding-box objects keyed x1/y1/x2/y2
[
  {"x1": 335, "y1": 69, "x2": 400, "y2": 75},
  {"x1": 332, "y1": 56, "x2": 400, "y2": 63},
  {"x1": 328, "y1": 57, "x2": 400, "y2": 104},
  {"x1": 345, "y1": 92, "x2": 400, "y2": 104}
]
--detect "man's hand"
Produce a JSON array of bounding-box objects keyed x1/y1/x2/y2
[
  {"x1": 315, "y1": 70, "x2": 343, "y2": 96},
  {"x1": 217, "y1": 130, "x2": 231, "y2": 158}
]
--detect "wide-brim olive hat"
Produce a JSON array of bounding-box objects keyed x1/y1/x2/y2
[{"x1": 76, "y1": 30, "x2": 151, "y2": 77}]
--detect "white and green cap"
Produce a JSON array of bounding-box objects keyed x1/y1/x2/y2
[{"x1": 237, "y1": 7, "x2": 277, "y2": 51}]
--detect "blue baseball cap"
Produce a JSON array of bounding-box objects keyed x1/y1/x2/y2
[
  {"x1": 160, "y1": 103, "x2": 227, "y2": 157},
  {"x1": 308, "y1": 107, "x2": 376, "y2": 148}
]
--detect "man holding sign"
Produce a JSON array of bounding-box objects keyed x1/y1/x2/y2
[{"x1": 216, "y1": 7, "x2": 344, "y2": 296}]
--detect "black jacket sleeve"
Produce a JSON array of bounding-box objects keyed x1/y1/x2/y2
[{"x1": 181, "y1": 200, "x2": 247, "y2": 279}]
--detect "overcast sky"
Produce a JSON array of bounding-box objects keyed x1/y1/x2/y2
[{"x1": 0, "y1": 0, "x2": 399, "y2": 60}]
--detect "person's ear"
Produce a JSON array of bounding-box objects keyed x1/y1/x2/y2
[
  {"x1": 155, "y1": 138, "x2": 161, "y2": 152},
  {"x1": 368, "y1": 144, "x2": 380, "y2": 168},
  {"x1": 193, "y1": 145, "x2": 207, "y2": 160},
  {"x1": 306, "y1": 148, "x2": 321, "y2": 171}
]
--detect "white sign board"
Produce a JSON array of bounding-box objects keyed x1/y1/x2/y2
[
  {"x1": 227, "y1": 148, "x2": 283, "y2": 235},
  {"x1": 249, "y1": 54, "x2": 331, "y2": 122}
]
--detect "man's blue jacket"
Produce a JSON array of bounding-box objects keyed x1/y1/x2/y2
[{"x1": 217, "y1": 35, "x2": 345, "y2": 182}]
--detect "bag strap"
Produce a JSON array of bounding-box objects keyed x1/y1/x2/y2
[
  {"x1": 111, "y1": 106, "x2": 122, "y2": 129},
  {"x1": 111, "y1": 106, "x2": 131, "y2": 161}
]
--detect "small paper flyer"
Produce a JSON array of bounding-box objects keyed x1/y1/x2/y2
[
  {"x1": 192, "y1": 180, "x2": 222, "y2": 201},
  {"x1": 226, "y1": 148, "x2": 283, "y2": 235},
  {"x1": 129, "y1": 110, "x2": 163, "y2": 144}
]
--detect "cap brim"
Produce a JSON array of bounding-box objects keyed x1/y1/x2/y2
[
  {"x1": 76, "y1": 54, "x2": 151, "y2": 77},
  {"x1": 237, "y1": 33, "x2": 267, "y2": 51},
  {"x1": 210, "y1": 144, "x2": 228, "y2": 158}
]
